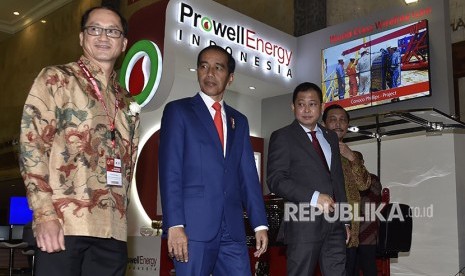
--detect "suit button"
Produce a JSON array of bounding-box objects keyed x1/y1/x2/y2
[{"x1": 224, "y1": 169, "x2": 227, "y2": 173}]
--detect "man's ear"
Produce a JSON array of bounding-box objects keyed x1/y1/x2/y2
[
  {"x1": 79, "y1": 32, "x2": 84, "y2": 47},
  {"x1": 228, "y1": 73, "x2": 234, "y2": 86},
  {"x1": 122, "y1": 37, "x2": 128, "y2": 53}
]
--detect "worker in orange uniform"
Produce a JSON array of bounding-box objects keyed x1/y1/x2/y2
[{"x1": 346, "y1": 55, "x2": 358, "y2": 97}]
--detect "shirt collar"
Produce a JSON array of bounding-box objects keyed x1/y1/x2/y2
[
  {"x1": 299, "y1": 123, "x2": 322, "y2": 134},
  {"x1": 78, "y1": 55, "x2": 117, "y2": 81},
  {"x1": 199, "y1": 91, "x2": 224, "y2": 110}
]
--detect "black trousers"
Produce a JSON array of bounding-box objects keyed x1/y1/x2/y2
[
  {"x1": 286, "y1": 223, "x2": 346, "y2": 276},
  {"x1": 346, "y1": 247, "x2": 358, "y2": 276},
  {"x1": 356, "y1": 244, "x2": 378, "y2": 276},
  {"x1": 35, "y1": 236, "x2": 127, "y2": 276}
]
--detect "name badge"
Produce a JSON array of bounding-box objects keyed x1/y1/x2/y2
[{"x1": 106, "y1": 157, "x2": 122, "y2": 186}]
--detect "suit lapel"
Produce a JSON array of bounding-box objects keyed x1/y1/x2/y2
[
  {"x1": 224, "y1": 104, "x2": 235, "y2": 159},
  {"x1": 191, "y1": 94, "x2": 224, "y2": 153},
  {"x1": 320, "y1": 125, "x2": 336, "y2": 172},
  {"x1": 290, "y1": 120, "x2": 318, "y2": 160}
]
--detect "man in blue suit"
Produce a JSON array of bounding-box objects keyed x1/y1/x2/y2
[{"x1": 159, "y1": 45, "x2": 268, "y2": 275}]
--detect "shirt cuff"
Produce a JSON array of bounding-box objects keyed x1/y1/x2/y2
[
  {"x1": 310, "y1": 191, "x2": 320, "y2": 207},
  {"x1": 169, "y1": 225, "x2": 184, "y2": 228},
  {"x1": 254, "y1": 225, "x2": 268, "y2": 232}
]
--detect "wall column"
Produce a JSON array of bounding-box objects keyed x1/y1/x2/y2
[{"x1": 294, "y1": 0, "x2": 326, "y2": 36}]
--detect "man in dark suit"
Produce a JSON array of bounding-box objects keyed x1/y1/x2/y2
[
  {"x1": 159, "y1": 45, "x2": 268, "y2": 275},
  {"x1": 267, "y1": 82, "x2": 349, "y2": 276}
]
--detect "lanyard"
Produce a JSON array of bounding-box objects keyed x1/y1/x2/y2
[{"x1": 78, "y1": 60, "x2": 119, "y2": 148}]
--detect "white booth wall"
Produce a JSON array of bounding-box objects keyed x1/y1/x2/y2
[{"x1": 352, "y1": 133, "x2": 464, "y2": 275}]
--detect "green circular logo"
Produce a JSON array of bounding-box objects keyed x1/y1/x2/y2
[
  {"x1": 201, "y1": 17, "x2": 212, "y2": 32},
  {"x1": 119, "y1": 40, "x2": 163, "y2": 108}
]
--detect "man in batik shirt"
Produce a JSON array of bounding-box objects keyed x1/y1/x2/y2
[
  {"x1": 323, "y1": 104, "x2": 371, "y2": 276},
  {"x1": 19, "y1": 6, "x2": 139, "y2": 276}
]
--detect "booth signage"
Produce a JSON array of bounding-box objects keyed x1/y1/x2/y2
[{"x1": 174, "y1": 2, "x2": 293, "y2": 79}]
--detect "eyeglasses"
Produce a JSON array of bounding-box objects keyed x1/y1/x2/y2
[{"x1": 83, "y1": 26, "x2": 124, "y2": 38}]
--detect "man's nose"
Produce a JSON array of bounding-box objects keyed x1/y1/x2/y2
[{"x1": 97, "y1": 31, "x2": 109, "y2": 40}]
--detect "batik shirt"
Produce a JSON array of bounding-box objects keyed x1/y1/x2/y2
[
  {"x1": 341, "y1": 151, "x2": 371, "y2": 248},
  {"x1": 19, "y1": 56, "x2": 140, "y2": 242},
  {"x1": 359, "y1": 174, "x2": 382, "y2": 245}
]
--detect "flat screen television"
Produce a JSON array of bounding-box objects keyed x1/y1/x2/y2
[
  {"x1": 8, "y1": 196, "x2": 33, "y2": 225},
  {"x1": 321, "y1": 19, "x2": 431, "y2": 111}
]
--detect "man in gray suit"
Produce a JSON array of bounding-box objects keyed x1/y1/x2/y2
[{"x1": 267, "y1": 82, "x2": 349, "y2": 276}]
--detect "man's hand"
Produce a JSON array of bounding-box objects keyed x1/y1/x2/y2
[
  {"x1": 35, "y1": 219, "x2": 65, "y2": 253},
  {"x1": 254, "y1": 229, "x2": 268, "y2": 258},
  {"x1": 317, "y1": 193, "x2": 335, "y2": 213},
  {"x1": 168, "y1": 227, "x2": 188, "y2": 262},
  {"x1": 345, "y1": 225, "x2": 351, "y2": 245},
  {"x1": 339, "y1": 142, "x2": 355, "y2": 161}
]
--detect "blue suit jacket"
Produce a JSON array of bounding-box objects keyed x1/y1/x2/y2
[{"x1": 159, "y1": 93, "x2": 268, "y2": 242}]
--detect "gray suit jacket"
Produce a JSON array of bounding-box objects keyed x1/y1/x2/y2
[{"x1": 267, "y1": 120, "x2": 347, "y2": 244}]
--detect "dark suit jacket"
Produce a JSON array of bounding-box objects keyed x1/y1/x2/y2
[
  {"x1": 159, "y1": 93, "x2": 268, "y2": 242},
  {"x1": 267, "y1": 120, "x2": 347, "y2": 244}
]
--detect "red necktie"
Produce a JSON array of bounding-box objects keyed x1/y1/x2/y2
[
  {"x1": 310, "y1": 131, "x2": 329, "y2": 172},
  {"x1": 212, "y1": 102, "x2": 224, "y2": 150}
]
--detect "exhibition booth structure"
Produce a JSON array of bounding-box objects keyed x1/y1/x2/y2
[{"x1": 118, "y1": 0, "x2": 464, "y2": 275}]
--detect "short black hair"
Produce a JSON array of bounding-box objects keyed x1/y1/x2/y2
[
  {"x1": 81, "y1": 6, "x2": 128, "y2": 37},
  {"x1": 197, "y1": 45, "x2": 235, "y2": 74},
  {"x1": 322, "y1": 104, "x2": 350, "y2": 123},
  {"x1": 292, "y1": 82, "x2": 323, "y2": 104}
]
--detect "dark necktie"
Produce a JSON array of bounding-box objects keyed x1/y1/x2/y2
[
  {"x1": 212, "y1": 102, "x2": 224, "y2": 150},
  {"x1": 309, "y1": 131, "x2": 329, "y2": 172}
]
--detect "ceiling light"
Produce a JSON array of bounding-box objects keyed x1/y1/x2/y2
[
  {"x1": 404, "y1": 0, "x2": 418, "y2": 4},
  {"x1": 348, "y1": 126, "x2": 359, "y2": 133},
  {"x1": 13, "y1": 11, "x2": 20, "y2": 15},
  {"x1": 189, "y1": 68, "x2": 196, "y2": 72},
  {"x1": 41, "y1": 20, "x2": 47, "y2": 23},
  {"x1": 249, "y1": 86, "x2": 256, "y2": 90}
]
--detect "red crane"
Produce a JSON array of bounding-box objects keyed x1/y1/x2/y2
[{"x1": 341, "y1": 20, "x2": 428, "y2": 70}]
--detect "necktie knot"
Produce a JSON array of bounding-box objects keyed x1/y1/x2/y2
[{"x1": 212, "y1": 102, "x2": 221, "y2": 111}]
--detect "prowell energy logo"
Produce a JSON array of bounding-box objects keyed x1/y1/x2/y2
[
  {"x1": 176, "y1": 2, "x2": 293, "y2": 79},
  {"x1": 127, "y1": 255, "x2": 158, "y2": 272},
  {"x1": 120, "y1": 40, "x2": 163, "y2": 108}
]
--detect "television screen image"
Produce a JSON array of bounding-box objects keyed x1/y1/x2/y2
[
  {"x1": 11, "y1": 225, "x2": 24, "y2": 241},
  {"x1": 0, "y1": 225, "x2": 9, "y2": 240},
  {"x1": 8, "y1": 196, "x2": 33, "y2": 225},
  {"x1": 321, "y1": 19, "x2": 431, "y2": 111}
]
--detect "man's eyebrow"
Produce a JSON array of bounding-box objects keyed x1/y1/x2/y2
[{"x1": 87, "y1": 22, "x2": 121, "y2": 29}]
